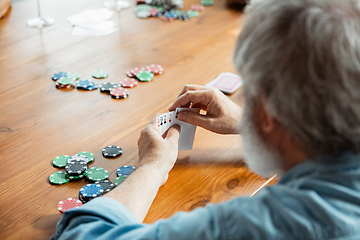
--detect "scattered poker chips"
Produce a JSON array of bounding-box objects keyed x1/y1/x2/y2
[
  {"x1": 100, "y1": 83, "x2": 121, "y2": 93},
  {"x1": 134, "y1": 0, "x2": 210, "y2": 22},
  {"x1": 92, "y1": 70, "x2": 108, "y2": 79},
  {"x1": 136, "y1": 70, "x2": 154, "y2": 82},
  {"x1": 95, "y1": 180, "x2": 115, "y2": 193},
  {"x1": 85, "y1": 167, "x2": 110, "y2": 181},
  {"x1": 76, "y1": 80, "x2": 98, "y2": 90},
  {"x1": 116, "y1": 165, "x2": 136, "y2": 177},
  {"x1": 120, "y1": 78, "x2": 138, "y2": 88},
  {"x1": 52, "y1": 155, "x2": 71, "y2": 168},
  {"x1": 146, "y1": 64, "x2": 164, "y2": 75},
  {"x1": 57, "y1": 198, "x2": 83, "y2": 213},
  {"x1": 102, "y1": 145, "x2": 123, "y2": 158},
  {"x1": 110, "y1": 88, "x2": 129, "y2": 99},
  {"x1": 77, "y1": 151, "x2": 95, "y2": 163},
  {"x1": 79, "y1": 183, "x2": 104, "y2": 203},
  {"x1": 114, "y1": 175, "x2": 128, "y2": 186},
  {"x1": 49, "y1": 171, "x2": 70, "y2": 185}
]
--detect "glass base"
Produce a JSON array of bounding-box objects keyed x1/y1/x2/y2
[
  {"x1": 26, "y1": 16, "x2": 54, "y2": 28},
  {"x1": 104, "y1": 0, "x2": 130, "y2": 11}
]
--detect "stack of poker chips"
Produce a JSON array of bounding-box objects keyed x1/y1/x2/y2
[{"x1": 78, "y1": 183, "x2": 104, "y2": 203}]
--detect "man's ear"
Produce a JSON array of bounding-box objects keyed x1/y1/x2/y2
[{"x1": 257, "y1": 97, "x2": 278, "y2": 134}]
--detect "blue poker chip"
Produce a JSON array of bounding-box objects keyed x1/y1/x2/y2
[
  {"x1": 79, "y1": 184, "x2": 104, "y2": 198},
  {"x1": 164, "y1": 10, "x2": 177, "y2": 18},
  {"x1": 76, "y1": 80, "x2": 98, "y2": 90},
  {"x1": 52, "y1": 72, "x2": 67, "y2": 81},
  {"x1": 116, "y1": 165, "x2": 136, "y2": 177},
  {"x1": 83, "y1": 84, "x2": 98, "y2": 90}
]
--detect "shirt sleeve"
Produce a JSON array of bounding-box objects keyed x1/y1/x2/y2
[{"x1": 51, "y1": 196, "x2": 224, "y2": 240}]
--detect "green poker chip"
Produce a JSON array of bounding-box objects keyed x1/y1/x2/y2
[
  {"x1": 187, "y1": 10, "x2": 199, "y2": 18},
  {"x1": 57, "y1": 77, "x2": 75, "y2": 85},
  {"x1": 52, "y1": 155, "x2": 71, "y2": 168},
  {"x1": 66, "y1": 72, "x2": 80, "y2": 80},
  {"x1": 135, "y1": 4, "x2": 152, "y2": 12},
  {"x1": 67, "y1": 172, "x2": 85, "y2": 180},
  {"x1": 49, "y1": 171, "x2": 70, "y2": 185},
  {"x1": 77, "y1": 151, "x2": 95, "y2": 163},
  {"x1": 92, "y1": 70, "x2": 108, "y2": 79},
  {"x1": 200, "y1": 0, "x2": 214, "y2": 6},
  {"x1": 85, "y1": 167, "x2": 109, "y2": 181},
  {"x1": 113, "y1": 175, "x2": 127, "y2": 186},
  {"x1": 173, "y1": 10, "x2": 184, "y2": 15},
  {"x1": 136, "y1": 70, "x2": 154, "y2": 82},
  {"x1": 154, "y1": 6, "x2": 164, "y2": 13}
]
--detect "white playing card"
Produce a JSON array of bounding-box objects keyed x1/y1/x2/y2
[
  {"x1": 206, "y1": 72, "x2": 243, "y2": 94},
  {"x1": 157, "y1": 108, "x2": 200, "y2": 151}
]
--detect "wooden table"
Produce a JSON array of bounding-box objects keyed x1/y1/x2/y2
[{"x1": 0, "y1": 0, "x2": 276, "y2": 239}]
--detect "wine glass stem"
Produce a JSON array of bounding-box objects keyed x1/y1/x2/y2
[{"x1": 37, "y1": 0, "x2": 42, "y2": 18}]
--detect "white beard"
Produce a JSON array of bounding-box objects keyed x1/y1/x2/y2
[{"x1": 240, "y1": 104, "x2": 285, "y2": 178}]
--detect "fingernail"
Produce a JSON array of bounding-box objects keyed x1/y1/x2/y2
[{"x1": 178, "y1": 112, "x2": 185, "y2": 121}]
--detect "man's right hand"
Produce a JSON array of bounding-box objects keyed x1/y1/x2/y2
[{"x1": 169, "y1": 84, "x2": 242, "y2": 134}]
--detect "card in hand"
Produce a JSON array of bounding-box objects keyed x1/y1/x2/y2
[
  {"x1": 157, "y1": 108, "x2": 200, "y2": 151},
  {"x1": 206, "y1": 72, "x2": 243, "y2": 94}
]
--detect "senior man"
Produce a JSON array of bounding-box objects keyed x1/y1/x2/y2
[{"x1": 52, "y1": 0, "x2": 360, "y2": 239}]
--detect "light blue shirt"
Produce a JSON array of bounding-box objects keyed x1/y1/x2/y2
[{"x1": 52, "y1": 152, "x2": 360, "y2": 239}]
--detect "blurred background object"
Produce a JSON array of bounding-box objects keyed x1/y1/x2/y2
[
  {"x1": 0, "y1": 0, "x2": 11, "y2": 18},
  {"x1": 226, "y1": 0, "x2": 249, "y2": 10}
]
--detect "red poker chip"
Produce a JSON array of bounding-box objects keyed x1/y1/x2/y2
[
  {"x1": 146, "y1": 64, "x2": 163, "y2": 75},
  {"x1": 57, "y1": 198, "x2": 83, "y2": 213},
  {"x1": 55, "y1": 82, "x2": 74, "y2": 89},
  {"x1": 191, "y1": 4, "x2": 205, "y2": 11},
  {"x1": 120, "y1": 78, "x2": 138, "y2": 88},
  {"x1": 126, "y1": 71, "x2": 134, "y2": 78},
  {"x1": 130, "y1": 67, "x2": 145, "y2": 75},
  {"x1": 148, "y1": 8, "x2": 159, "y2": 17},
  {"x1": 160, "y1": 15, "x2": 174, "y2": 22},
  {"x1": 110, "y1": 87, "x2": 129, "y2": 98}
]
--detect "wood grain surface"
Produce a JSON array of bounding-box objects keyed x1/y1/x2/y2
[{"x1": 0, "y1": 0, "x2": 276, "y2": 239}]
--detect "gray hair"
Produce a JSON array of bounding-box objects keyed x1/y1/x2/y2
[{"x1": 234, "y1": 0, "x2": 360, "y2": 155}]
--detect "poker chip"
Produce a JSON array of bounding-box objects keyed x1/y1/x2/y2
[
  {"x1": 57, "y1": 198, "x2": 83, "y2": 213},
  {"x1": 68, "y1": 154, "x2": 89, "y2": 163},
  {"x1": 52, "y1": 155, "x2": 70, "y2": 168},
  {"x1": 201, "y1": 0, "x2": 214, "y2": 6},
  {"x1": 191, "y1": 4, "x2": 204, "y2": 11},
  {"x1": 160, "y1": 15, "x2": 174, "y2": 22},
  {"x1": 187, "y1": 10, "x2": 199, "y2": 18},
  {"x1": 110, "y1": 88, "x2": 129, "y2": 99},
  {"x1": 116, "y1": 165, "x2": 136, "y2": 177},
  {"x1": 164, "y1": 10, "x2": 177, "y2": 18},
  {"x1": 92, "y1": 70, "x2": 108, "y2": 79},
  {"x1": 146, "y1": 64, "x2": 163, "y2": 75},
  {"x1": 102, "y1": 145, "x2": 123, "y2": 158},
  {"x1": 55, "y1": 81, "x2": 74, "y2": 89},
  {"x1": 135, "y1": 4, "x2": 152, "y2": 12},
  {"x1": 65, "y1": 159, "x2": 87, "y2": 176},
  {"x1": 67, "y1": 173, "x2": 85, "y2": 180},
  {"x1": 76, "y1": 80, "x2": 98, "y2": 90},
  {"x1": 52, "y1": 72, "x2": 67, "y2": 81},
  {"x1": 113, "y1": 175, "x2": 128, "y2": 186},
  {"x1": 84, "y1": 167, "x2": 110, "y2": 181},
  {"x1": 95, "y1": 180, "x2": 114, "y2": 193},
  {"x1": 79, "y1": 183, "x2": 104, "y2": 198},
  {"x1": 136, "y1": 10, "x2": 151, "y2": 18},
  {"x1": 49, "y1": 171, "x2": 70, "y2": 185},
  {"x1": 100, "y1": 83, "x2": 121, "y2": 93},
  {"x1": 136, "y1": 70, "x2": 154, "y2": 82},
  {"x1": 57, "y1": 77, "x2": 76, "y2": 85},
  {"x1": 148, "y1": 7, "x2": 160, "y2": 16},
  {"x1": 120, "y1": 78, "x2": 138, "y2": 88},
  {"x1": 77, "y1": 151, "x2": 95, "y2": 163},
  {"x1": 177, "y1": 12, "x2": 190, "y2": 21},
  {"x1": 130, "y1": 67, "x2": 145, "y2": 76},
  {"x1": 126, "y1": 71, "x2": 135, "y2": 78},
  {"x1": 66, "y1": 72, "x2": 80, "y2": 80},
  {"x1": 154, "y1": 6, "x2": 164, "y2": 13}
]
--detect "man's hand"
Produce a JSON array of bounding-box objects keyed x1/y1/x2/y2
[
  {"x1": 169, "y1": 84, "x2": 242, "y2": 134},
  {"x1": 137, "y1": 117, "x2": 180, "y2": 185}
]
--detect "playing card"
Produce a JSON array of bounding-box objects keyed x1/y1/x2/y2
[
  {"x1": 158, "y1": 108, "x2": 199, "y2": 151},
  {"x1": 206, "y1": 72, "x2": 243, "y2": 94}
]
